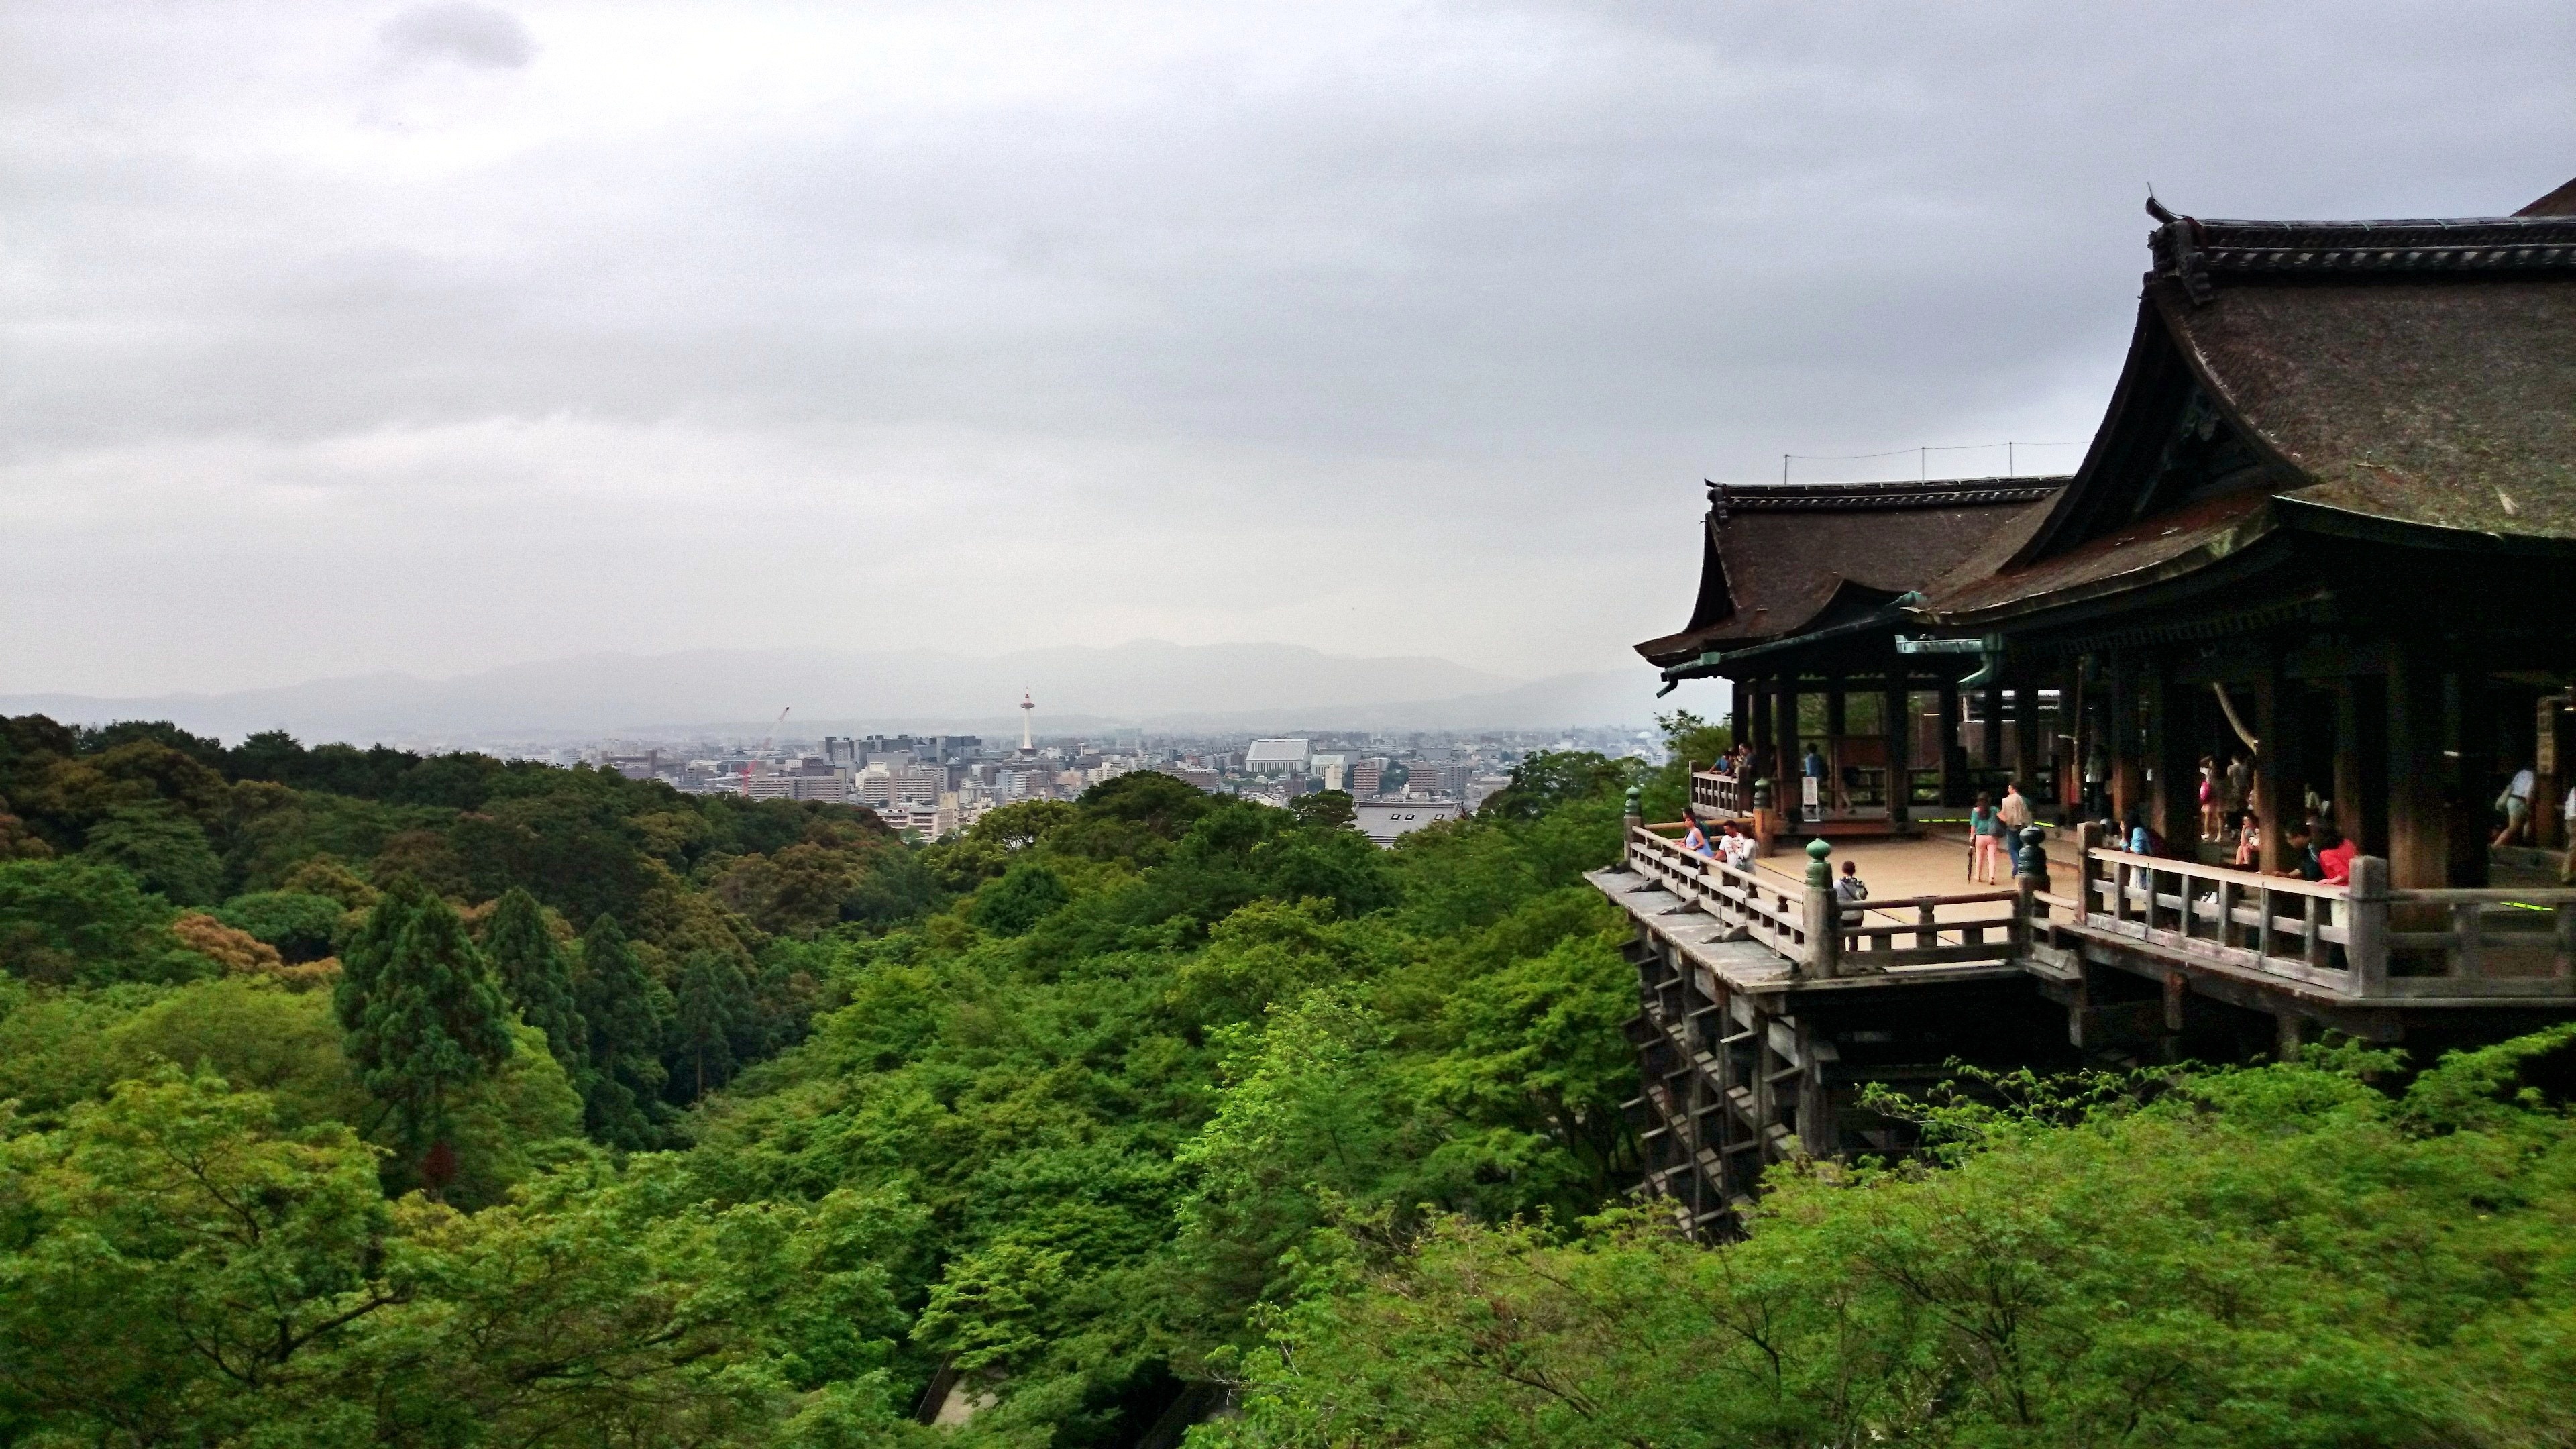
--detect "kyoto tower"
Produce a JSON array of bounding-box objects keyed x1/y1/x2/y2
[{"x1": 1019, "y1": 687, "x2": 1036, "y2": 755}]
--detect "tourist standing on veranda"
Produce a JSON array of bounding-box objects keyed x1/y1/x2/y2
[
  {"x1": 2493, "y1": 763, "x2": 2538, "y2": 847},
  {"x1": 2224, "y1": 752, "x2": 2251, "y2": 840},
  {"x1": 1999, "y1": 780, "x2": 2033, "y2": 832},
  {"x1": 1969, "y1": 792, "x2": 2004, "y2": 883},
  {"x1": 2563, "y1": 784, "x2": 2575, "y2": 884}
]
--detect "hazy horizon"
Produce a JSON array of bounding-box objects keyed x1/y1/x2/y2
[
  {"x1": 0, "y1": 637, "x2": 1716, "y2": 741},
  {"x1": 5, "y1": 1, "x2": 2567, "y2": 697}
]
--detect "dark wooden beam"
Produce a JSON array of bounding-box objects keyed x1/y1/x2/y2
[
  {"x1": 2386, "y1": 647, "x2": 2448, "y2": 890},
  {"x1": 1883, "y1": 669, "x2": 1911, "y2": 830},
  {"x1": 2108, "y1": 653, "x2": 2137, "y2": 824},
  {"x1": 2447, "y1": 664, "x2": 2494, "y2": 888},
  {"x1": 2148, "y1": 653, "x2": 2199, "y2": 851},
  {"x1": 1937, "y1": 678, "x2": 1965, "y2": 807}
]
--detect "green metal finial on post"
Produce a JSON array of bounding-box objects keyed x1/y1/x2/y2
[
  {"x1": 1799, "y1": 836, "x2": 1840, "y2": 979},
  {"x1": 1623, "y1": 785, "x2": 1641, "y2": 820}
]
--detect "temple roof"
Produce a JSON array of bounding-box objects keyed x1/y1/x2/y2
[
  {"x1": 1919, "y1": 182, "x2": 2576, "y2": 626},
  {"x1": 1634, "y1": 477, "x2": 2064, "y2": 667}
]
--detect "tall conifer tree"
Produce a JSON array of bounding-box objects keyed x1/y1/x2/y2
[
  {"x1": 671, "y1": 949, "x2": 751, "y2": 1102},
  {"x1": 335, "y1": 879, "x2": 514, "y2": 1187},
  {"x1": 574, "y1": 913, "x2": 667, "y2": 1148},
  {"x1": 484, "y1": 887, "x2": 586, "y2": 1071}
]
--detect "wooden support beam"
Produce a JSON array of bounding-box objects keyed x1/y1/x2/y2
[
  {"x1": 2255, "y1": 654, "x2": 2298, "y2": 875},
  {"x1": 2448, "y1": 665, "x2": 2494, "y2": 888},
  {"x1": 2387, "y1": 647, "x2": 2448, "y2": 890},
  {"x1": 1937, "y1": 678, "x2": 1965, "y2": 807},
  {"x1": 2147, "y1": 653, "x2": 2198, "y2": 852},
  {"x1": 2013, "y1": 672, "x2": 2043, "y2": 810},
  {"x1": 2070, "y1": 661, "x2": 2094, "y2": 815},
  {"x1": 1884, "y1": 670, "x2": 1912, "y2": 828},
  {"x1": 2332, "y1": 680, "x2": 2365, "y2": 849},
  {"x1": 1773, "y1": 679, "x2": 1800, "y2": 821},
  {"x1": 1981, "y1": 680, "x2": 2005, "y2": 769},
  {"x1": 2108, "y1": 653, "x2": 2138, "y2": 823}
]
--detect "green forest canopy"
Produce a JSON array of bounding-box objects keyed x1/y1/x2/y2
[{"x1": 1, "y1": 710, "x2": 2570, "y2": 1448}]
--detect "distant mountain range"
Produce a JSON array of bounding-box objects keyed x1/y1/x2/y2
[{"x1": 1, "y1": 641, "x2": 1695, "y2": 747}]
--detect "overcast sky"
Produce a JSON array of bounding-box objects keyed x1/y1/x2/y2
[{"x1": 3, "y1": 1, "x2": 2567, "y2": 696}]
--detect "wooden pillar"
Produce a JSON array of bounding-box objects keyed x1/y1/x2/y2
[
  {"x1": 2107, "y1": 654, "x2": 2137, "y2": 824},
  {"x1": 2333, "y1": 681, "x2": 2365, "y2": 847},
  {"x1": 2386, "y1": 646, "x2": 2448, "y2": 890},
  {"x1": 2012, "y1": 672, "x2": 2042, "y2": 810},
  {"x1": 1773, "y1": 678, "x2": 1800, "y2": 822},
  {"x1": 1884, "y1": 671, "x2": 1911, "y2": 829},
  {"x1": 2255, "y1": 652, "x2": 2305, "y2": 875},
  {"x1": 2353, "y1": 674, "x2": 2391, "y2": 857},
  {"x1": 1825, "y1": 678, "x2": 1847, "y2": 818},
  {"x1": 1980, "y1": 680, "x2": 2005, "y2": 769},
  {"x1": 1937, "y1": 678, "x2": 1964, "y2": 807},
  {"x1": 1749, "y1": 677, "x2": 1772, "y2": 761},
  {"x1": 1729, "y1": 681, "x2": 1750, "y2": 761},
  {"x1": 2448, "y1": 665, "x2": 2494, "y2": 888},
  {"x1": 2147, "y1": 654, "x2": 2198, "y2": 851},
  {"x1": 2534, "y1": 696, "x2": 2555, "y2": 851},
  {"x1": 2049, "y1": 669, "x2": 2076, "y2": 816},
  {"x1": 2071, "y1": 655, "x2": 2092, "y2": 814}
]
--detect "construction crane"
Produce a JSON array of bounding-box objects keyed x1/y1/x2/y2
[{"x1": 741, "y1": 706, "x2": 791, "y2": 796}]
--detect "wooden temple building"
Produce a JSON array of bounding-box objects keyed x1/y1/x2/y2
[{"x1": 1600, "y1": 179, "x2": 2576, "y2": 1235}]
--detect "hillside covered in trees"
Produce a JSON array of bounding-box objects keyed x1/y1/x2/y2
[{"x1": 1, "y1": 711, "x2": 2571, "y2": 1448}]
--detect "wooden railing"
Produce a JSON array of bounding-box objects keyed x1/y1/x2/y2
[
  {"x1": 1840, "y1": 890, "x2": 2023, "y2": 968},
  {"x1": 1690, "y1": 771, "x2": 1752, "y2": 816},
  {"x1": 1627, "y1": 824, "x2": 2029, "y2": 975},
  {"x1": 2368, "y1": 883, "x2": 2576, "y2": 997},
  {"x1": 1628, "y1": 824, "x2": 1811, "y2": 961},
  {"x1": 2080, "y1": 845, "x2": 2357, "y2": 991},
  {"x1": 1627, "y1": 812, "x2": 2576, "y2": 1002},
  {"x1": 2074, "y1": 834, "x2": 2576, "y2": 1000}
]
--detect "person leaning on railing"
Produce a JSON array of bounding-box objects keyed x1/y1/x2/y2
[
  {"x1": 2267, "y1": 818, "x2": 2347, "y2": 883},
  {"x1": 2313, "y1": 820, "x2": 2355, "y2": 886}
]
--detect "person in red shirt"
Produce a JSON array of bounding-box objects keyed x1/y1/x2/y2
[{"x1": 2314, "y1": 820, "x2": 2357, "y2": 885}]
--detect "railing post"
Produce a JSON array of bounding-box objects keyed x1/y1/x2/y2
[
  {"x1": 2346, "y1": 855, "x2": 2389, "y2": 996},
  {"x1": 2453, "y1": 901, "x2": 2485, "y2": 978},
  {"x1": 2076, "y1": 821, "x2": 2104, "y2": 922},
  {"x1": 1621, "y1": 786, "x2": 1642, "y2": 871},
  {"x1": 2013, "y1": 824, "x2": 2049, "y2": 958},
  {"x1": 1801, "y1": 838, "x2": 1840, "y2": 979}
]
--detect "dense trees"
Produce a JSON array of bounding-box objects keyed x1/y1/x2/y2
[
  {"x1": 3, "y1": 712, "x2": 2567, "y2": 1446},
  {"x1": 1208, "y1": 1027, "x2": 2576, "y2": 1448}
]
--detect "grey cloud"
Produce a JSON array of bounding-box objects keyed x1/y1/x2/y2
[
  {"x1": 381, "y1": 3, "x2": 534, "y2": 69},
  {"x1": 0, "y1": 0, "x2": 2568, "y2": 696}
]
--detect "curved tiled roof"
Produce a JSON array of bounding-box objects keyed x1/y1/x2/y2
[
  {"x1": 1635, "y1": 478, "x2": 2065, "y2": 666},
  {"x1": 1921, "y1": 193, "x2": 2576, "y2": 625}
]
